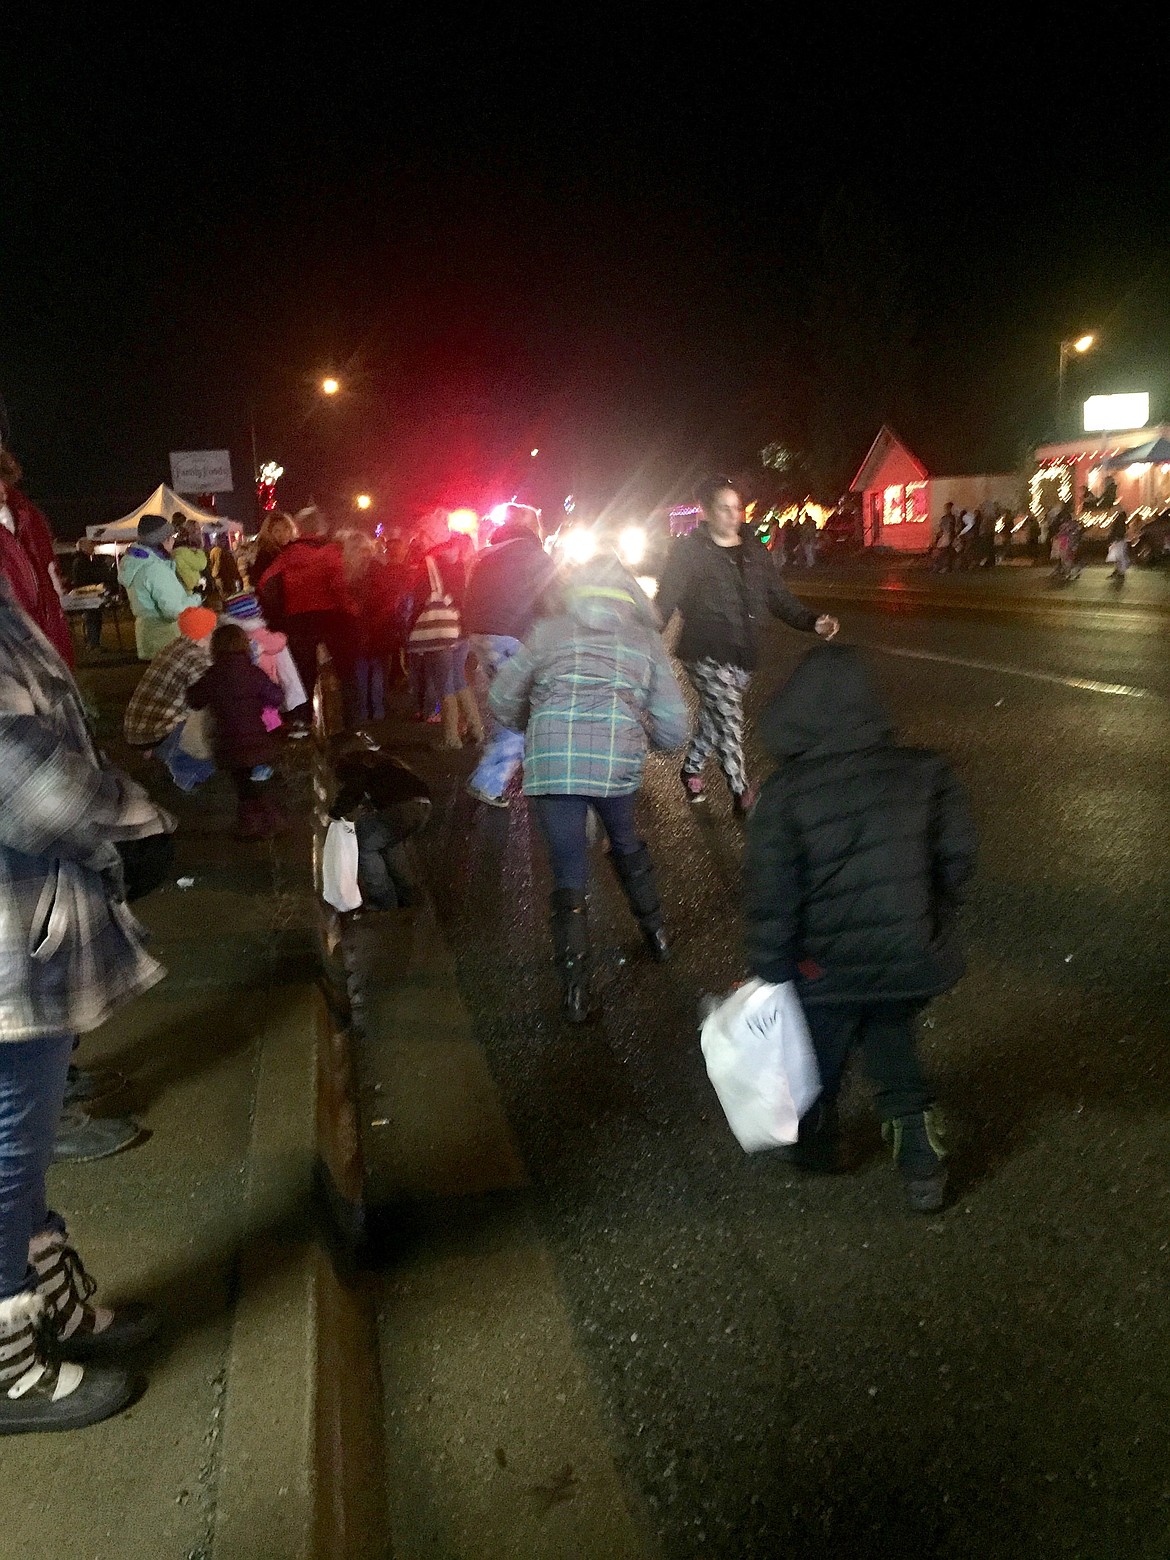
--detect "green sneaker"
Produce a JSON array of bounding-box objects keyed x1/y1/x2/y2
[{"x1": 884, "y1": 1108, "x2": 948, "y2": 1213}]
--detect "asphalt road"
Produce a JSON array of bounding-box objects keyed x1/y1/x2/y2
[{"x1": 385, "y1": 572, "x2": 1170, "y2": 1558}]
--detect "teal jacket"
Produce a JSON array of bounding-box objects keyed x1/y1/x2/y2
[
  {"x1": 490, "y1": 558, "x2": 689, "y2": 796},
  {"x1": 119, "y1": 546, "x2": 201, "y2": 660}
]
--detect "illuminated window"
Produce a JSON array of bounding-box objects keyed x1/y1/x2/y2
[
  {"x1": 883, "y1": 485, "x2": 905, "y2": 526},
  {"x1": 905, "y1": 482, "x2": 928, "y2": 523}
]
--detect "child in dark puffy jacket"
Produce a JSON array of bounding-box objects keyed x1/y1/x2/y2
[
  {"x1": 187, "y1": 624, "x2": 287, "y2": 840},
  {"x1": 743, "y1": 643, "x2": 977, "y2": 1212}
]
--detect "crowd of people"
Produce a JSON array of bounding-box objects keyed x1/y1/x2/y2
[{"x1": 0, "y1": 455, "x2": 981, "y2": 1437}]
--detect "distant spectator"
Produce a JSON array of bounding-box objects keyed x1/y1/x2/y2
[
  {"x1": 172, "y1": 519, "x2": 208, "y2": 594},
  {"x1": 118, "y1": 515, "x2": 201, "y2": 660},
  {"x1": 0, "y1": 448, "x2": 73, "y2": 665},
  {"x1": 70, "y1": 537, "x2": 117, "y2": 650},
  {"x1": 249, "y1": 512, "x2": 297, "y2": 590},
  {"x1": 257, "y1": 508, "x2": 358, "y2": 729},
  {"x1": 463, "y1": 504, "x2": 557, "y2": 807}
]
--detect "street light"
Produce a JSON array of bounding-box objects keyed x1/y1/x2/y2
[
  {"x1": 1058, "y1": 332, "x2": 1098, "y2": 425},
  {"x1": 355, "y1": 493, "x2": 372, "y2": 510},
  {"x1": 321, "y1": 376, "x2": 340, "y2": 396}
]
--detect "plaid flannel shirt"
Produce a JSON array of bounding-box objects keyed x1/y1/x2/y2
[
  {"x1": 489, "y1": 570, "x2": 689, "y2": 796},
  {"x1": 123, "y1": 636, "x2": 210, "y2": 746},
  {"x1": 0, "y1": 593, "x2": 168, "y2": 1039}
]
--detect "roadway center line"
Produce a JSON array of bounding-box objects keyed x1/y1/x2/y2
[{"x1": 855, "y1": 641, "x2": 1155, "y2": 699}]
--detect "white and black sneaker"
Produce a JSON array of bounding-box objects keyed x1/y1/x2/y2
[{"x1": 0, "y1": 1291, "x2": 134, "y2": 1434}]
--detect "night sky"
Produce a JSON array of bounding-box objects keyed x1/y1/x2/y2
[{"x1": 4, "y1": 14, "x2": 1168, "y2": 532}]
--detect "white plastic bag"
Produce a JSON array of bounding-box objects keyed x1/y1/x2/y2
[
  {"x1": 321, "y1": 818, "x2": 362, "y2": 912},
  {"x1": 1105, "y1": 540, "x2": 1124, "y2": 564},
  {"x1": 700, "y1": 978, "x2": 820, "y2": 1152},
  {"x1": 178, "y1": 707, "x2": 214, "y2": 760}
]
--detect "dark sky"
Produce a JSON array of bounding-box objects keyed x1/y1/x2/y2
[{"x1": 4, "y1": 12, "x2": 1169, "y2": 530}]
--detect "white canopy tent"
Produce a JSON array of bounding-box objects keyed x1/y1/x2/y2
[{"x1": 87, "y1": 485, "x2": 244, "y2": 545}]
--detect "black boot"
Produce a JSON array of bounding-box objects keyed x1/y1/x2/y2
[
  {"x1": 610, "y1": 845, "x2": 670, "y2": 962},
  {"x1": 550, "y1": 889, "x2": 591, "y2": 1023},
  {"x1": 884, "y1": 1108, "x2": 948, "y2": 1213},
  {"x1": 777, "y1": 1098, "x2": 840, "y2": 1172}
]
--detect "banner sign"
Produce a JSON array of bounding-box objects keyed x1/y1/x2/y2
[{"x1": 170, "y1": 449, "x2": 234, "y2": 493}]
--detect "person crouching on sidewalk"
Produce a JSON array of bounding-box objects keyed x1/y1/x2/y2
[
  {"x1": 187, "y1": 624, "x2": 287, "y2": 840},
  {"x1": 743, "y1": 644, "x2": 977, "y2": 1212}
]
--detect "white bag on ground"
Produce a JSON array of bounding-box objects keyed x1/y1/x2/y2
[
  {"x1": 321, "y1": 818, "x2": 362, "y2": 912},
  {"x1": 700, "y1": 978, "x2": 821, "y2": 1152}
]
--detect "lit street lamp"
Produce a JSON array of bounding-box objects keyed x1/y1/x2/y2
[
  {"x1": 321, "y1": 376, "x2": 341, "y2": 397},
  {"x1": 1058, "y1": 332, "x2": 1097, "y2": 425},
  {"x1": 355, "y1": 493, "x2": 372, "y2": 510}
]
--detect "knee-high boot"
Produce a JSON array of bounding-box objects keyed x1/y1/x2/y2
[
  {"x1": 549, "y1": 888, "x2": 590, "y2": 1023},
  {"x1": 456, "y1": 686, "x2": 484, "y2": 744},
  {"x1": 610, "y1": 844, "x2": 670, "y2": 961}
]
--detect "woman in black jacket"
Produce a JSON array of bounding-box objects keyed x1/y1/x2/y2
[
  {"x1": 656, "y1": 475, "x2": 838, "y2": 815},
  {"x1": 743, "y1": 644, "x2": 977, "y2": 1211}
]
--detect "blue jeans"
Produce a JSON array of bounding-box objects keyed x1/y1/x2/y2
[
  {"x1": 469, "y1": 634, "x2": 526, "y2": 799},
  {"x1": 354, "y1": 655, "x2": 386, "y2": 722},
  {"x1": 451, "y1": 639, "x2": 472, "y2": 694},
  {"x1": 155, "y1": 722, "x2": 215, "y2": 792},
  {"x1": 530, "y1": 793, "x2": 642, "y2": 894},
  {"x1": 409, "y1": 648, "x2": 456, "y2": 716},
  {"x1": 0, "y1": 1034, "x2": 73, "y2": 1299}
]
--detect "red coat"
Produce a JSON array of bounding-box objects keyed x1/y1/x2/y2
[
  {"x1": 259, "y1": 536, "x2": 353, "y2": 618},
  {"x1": 0, "y1": 489, "x2": 73, "y2": 665}
]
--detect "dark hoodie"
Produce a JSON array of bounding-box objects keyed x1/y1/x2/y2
[
  {"x1": 463, "y1": 526, "x2": 558, "y2": 640},
  {"x1": 744, "y1": 644, "x2": 977, "y2": 1005}
]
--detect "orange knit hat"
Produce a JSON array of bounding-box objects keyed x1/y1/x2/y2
[{"x1": 178, "y1": 606, "x2": 217, "y2": 641}]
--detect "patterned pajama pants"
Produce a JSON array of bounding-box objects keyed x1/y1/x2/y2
[{"x1": 682, "y1": 659, "x2": 751, "y2": 796}]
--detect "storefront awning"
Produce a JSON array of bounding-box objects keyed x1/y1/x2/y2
[{"x1": 1100, "y1": 437, "x2": 1170, "y2": 467}]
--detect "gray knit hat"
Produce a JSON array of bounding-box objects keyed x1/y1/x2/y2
[{"x1": 137, "y1": 513, "x2": 173, "y2": 547}]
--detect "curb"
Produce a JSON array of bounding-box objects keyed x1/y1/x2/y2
[{"x1": 212, "y1": 701, "x2": 388, "y2": 1559}]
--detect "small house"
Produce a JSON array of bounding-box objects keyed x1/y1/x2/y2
[{"x1": 850, "y1": 427, "x2": 1019, "y2": 551}]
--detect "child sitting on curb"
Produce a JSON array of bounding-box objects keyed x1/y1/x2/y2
[{"x1": 187, "y1": 624, "x2": 287, "y2": 840}]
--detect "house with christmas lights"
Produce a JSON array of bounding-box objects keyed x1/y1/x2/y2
[
  {"x1": 1030, "y1": 394, "x2": 1170, "y2": 530},
  {"x1": 850, "y1": 427, "x2": 1019, "y2": 551}
]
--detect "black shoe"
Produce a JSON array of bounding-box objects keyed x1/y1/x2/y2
[
  {"x1": 52, "y1": 1109, "x2": 145, "y2": 1164},
  {"x1": 610, "y1": 845, "x2": 670, "y2": 960},
  {"x1": 643, "y1": 925, "x2": 671, "y2": 962},
  {"x1": 0, "y1": 1294, "x2": 137, "y2": 1435},
  {"x1": 885, "y1": 1108, "x2": 948, "y2": 1213},
  {"x1": 64, "y1": 1067, "x2": 126, "y2": 1106}
]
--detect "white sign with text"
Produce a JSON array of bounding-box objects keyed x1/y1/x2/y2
[{"x1": 169, "y1": 449, "x2": 234, "y2": 493}]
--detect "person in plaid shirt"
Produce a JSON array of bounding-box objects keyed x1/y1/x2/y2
[
  {"x1": 489, "y1": 552, "x2": 689, "y2": 1022},
  {"x1": 123, "y1": 606, "x2": 217, "y2": 790}
]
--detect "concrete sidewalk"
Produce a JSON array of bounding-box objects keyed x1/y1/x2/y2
[{"x1": 1, "y1": 653, "x2": 383, "y2": 1559}]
